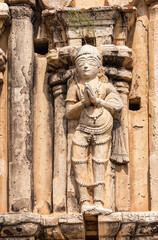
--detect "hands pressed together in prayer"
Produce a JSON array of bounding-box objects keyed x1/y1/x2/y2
[{"x1": 83, "y1": 82, "x2": 98, "y2": 107}]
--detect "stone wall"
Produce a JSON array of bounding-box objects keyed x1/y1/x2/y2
[{"x1": 0, "y1": 0, "x2": 158, "y2": 239}]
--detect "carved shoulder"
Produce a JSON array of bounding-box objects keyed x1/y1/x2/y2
[
  {"x1": 66, "y1": 81, "x2": 78, "y2": 103},
  {"x1": 105, "y1": 82, "x2": 117, "y2": 95}
]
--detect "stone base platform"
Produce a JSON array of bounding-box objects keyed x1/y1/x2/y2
[{"x1": 0, "y1": 212, "x2": 158, "y2": 239}]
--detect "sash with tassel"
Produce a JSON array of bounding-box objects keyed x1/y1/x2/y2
[{"x1": 110, "y1": 120, "x2": 129, "y2": 164}]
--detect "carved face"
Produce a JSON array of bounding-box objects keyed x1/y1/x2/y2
[{"x1": 76, "y1": 55, "x2": 100, "y2": 80}]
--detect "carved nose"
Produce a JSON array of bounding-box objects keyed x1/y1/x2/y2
[{"x1": 84, "y1": 65, "x2": 88, "y2": 69}]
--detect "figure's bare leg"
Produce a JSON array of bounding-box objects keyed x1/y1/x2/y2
[
  {"x1": 72, "y1": 143, "x2": 90, "y2": 212},
  {"x1": 92, "y1": 141, "x2": 111, "y2": 211}
]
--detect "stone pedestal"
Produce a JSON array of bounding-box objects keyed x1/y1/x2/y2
[{"x1": 8, "y1": 5, "x2": 34, "y2": 212}]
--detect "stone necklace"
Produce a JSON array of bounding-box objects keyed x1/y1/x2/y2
[{"x1": 77, "y1": 80, "x2": 104, "y2": 124}]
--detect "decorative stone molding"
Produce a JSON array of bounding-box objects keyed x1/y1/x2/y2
[
  {"x1": 0, "y1": 48, "x2": 7, "y2": 84},
  {"x1": 42, "y1": 6, "x2": 136, "y2": 48},
  {"x1": 98, "y1": 212, "x2": 158, "y2": 238},
  {"x1": 10, "y1": 5, "x2": 34, "y2": 20},
  {"x1": 1, "y1": 212, "x2": 158, "y2": 239},
  {"x1": 0, "y1": 213, "x2": 84, "y2": 239},
  {"x1": 6, "y1": 0, "x2": 35, "y2": 8}
]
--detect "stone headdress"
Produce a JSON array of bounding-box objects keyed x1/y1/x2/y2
[{"x1": 75, "y1": 44, "x2": 102, "y2": 66}]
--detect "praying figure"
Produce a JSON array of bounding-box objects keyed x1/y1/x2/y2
[{"x1": 65, "y1": 45, "x2": 124, "y2": 213}]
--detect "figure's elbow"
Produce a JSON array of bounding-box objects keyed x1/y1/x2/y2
[{"x1": 65, "y1": 108, "x2": 74, "y2": 120}]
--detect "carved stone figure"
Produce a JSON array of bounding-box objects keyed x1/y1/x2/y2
[{"x1": 66, "y1": 45, "x2": 124, "y2": 213}]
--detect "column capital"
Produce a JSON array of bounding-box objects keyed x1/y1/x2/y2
[
  {"x1": 146, "y1": 0, "x2": 158, "y2": 5},
  {"x1": 114, "y1": 81, "x2": 129, "y2": 95},
  {"x1": 6, "y1": 0, "x2": 35, "y2": 8},
  {"x1": 10, "y1": 5, "x2": 34, "y2": 20},
  {"x1": 52, "y1": 84, "x2": 67, "y2": 97},
  {"x1": 0, "y1": 3, "x2": 10, "y2": 36}
]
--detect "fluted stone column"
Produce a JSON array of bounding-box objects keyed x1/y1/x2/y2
[
  {"x1": 8, "y1": 5, "x2": 34, "y2": 212},
  {"x1": 52, "y1": 85, "x2": 67, "y2": 213},
  {"x1": 147, "y1": 0, "x2": 158, "y2": 211}
]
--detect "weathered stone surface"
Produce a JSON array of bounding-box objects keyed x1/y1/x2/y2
[
  {"x1": 0, "y1": 24, "x2": 8, "y2": 213},
  {"x1": 47, "y1": 45, "x2": 133, "y2": 71},
  {"x1": 1, "y1": 223, "x2": 40, "y2": 237},
  {"x1": 6, "y1": 0, "x2": 35, "y2": 7},
  {"x1": 146, "y1": 0, "x2": 158, "y2": 5},
  {"x1": 0, "y1": 3, "x2": 10, "y2": 20},
  {"x1": 98, "y1": 222, "x2": 120, "y2": 237},
  {"x1": 148, "y1": 1, "x2": 158, "y2": 211},
  {"x1": 128, "y1": 0, "x2": 149, "y2": 212},
  {"x1": 39, "y1": 0, "x2": 73, "y2": 9},
  {"x1": 0, "y1": 48, "x2": 6, "y2": 83},
  {"x1": 39, "y1": 0, "x2": 137, "y2": 9},
  {"x1": 33, "y1": 54, "x2": 53, "y2": 215},
  {"x1": 117, "y1": 223, "x2": 136, "y2": 236},
  {"x1": 1, "y1": 212, "x2": 158, "y2": 238},
  {"x1": 0, "y1": 238, "x2": 35, "y2": 240},
  {"x1": 1, "y1": 213, "x2": 41, "y2": 225},
  {"x1": 43, "y1": 7, "x2": 136, "y2": 48},
  {"x1": 8, "y1": 5, "x2": 34, "y2": 212},
  {"x1": 52, "y1": 84, "x2": 67, "y2": 213},
  {"x1": 0, "y1": 3, "x2": 10, "y2": 37},
  {"x1": 107, "y1": 0, "x2": 137, "y2": 6}
]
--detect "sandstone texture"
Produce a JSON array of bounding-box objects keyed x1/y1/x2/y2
[
  {"x1": 0, "y1": 0, "x2": 158, "y2": 240},
  {"x1": 0, "y1": 212, "x2": 158, "y2": 239}
]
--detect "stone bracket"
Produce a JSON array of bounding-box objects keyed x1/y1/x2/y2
[
  {"x1": 47, "y1": 44, "x2": 133, "y2": 87},
  {"x1": 0, "y1": 3, "x2": 10, "y2": 37}
]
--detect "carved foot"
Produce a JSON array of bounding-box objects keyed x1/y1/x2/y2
[
  {"x1": 81, "y1": 202, "x2": 95, "y2": 213},
  {"x1": 82, "y1": 205, "x2": 112, "y2": 215}
]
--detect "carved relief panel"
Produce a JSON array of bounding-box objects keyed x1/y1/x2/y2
[{"x1": 44, "y1": 7, "x2": 135, "y2": 214}]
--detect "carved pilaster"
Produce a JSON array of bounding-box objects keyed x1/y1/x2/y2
[
  {"x1": 147, "y1": 0, "x2": 158, "y2": 211},
  {"x1": 33, "y1": 55, "x2": 53, "y2": 215},
  {"x1": 8, "y1": 5, "x2": 34, "y2": 212},
  {"x1": 114, "y1": 81, "x2": 130, "y2": 212},
  {"x1": 0, "y1": 48, "x2": 7, "y2": 212},
  {"x1": 52, "y1": 84, "x2": 67, "y2": 213}
]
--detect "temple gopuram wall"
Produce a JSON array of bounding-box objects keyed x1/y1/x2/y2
[{"x1": 0, "y1": 0, "x2": 158, "y2": 239}]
